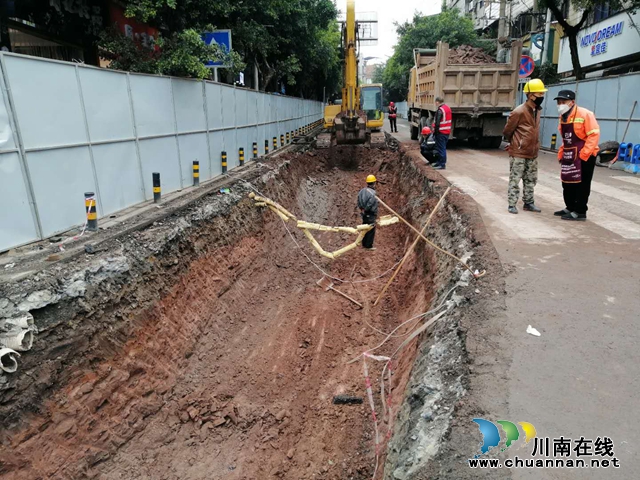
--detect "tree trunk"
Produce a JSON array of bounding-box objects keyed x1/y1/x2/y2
[{"x1": 567, "y1": 30, "x2": 584, "y2": 80}]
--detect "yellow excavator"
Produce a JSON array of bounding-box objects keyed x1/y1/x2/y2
[{"x1": 318, "y1": 0, "x2": 385, "y2": 148}]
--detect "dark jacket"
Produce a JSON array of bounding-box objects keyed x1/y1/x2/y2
[
  {"x1": 357, "y1": 187, "x2": 378, "y2": 216},
  {"x1": 502, "y1": 100, "x2": 541, "y2": 159}
]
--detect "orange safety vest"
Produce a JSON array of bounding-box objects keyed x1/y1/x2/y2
[{"x1": 438, "y1": 104, "x2": 452, "y2": 135}]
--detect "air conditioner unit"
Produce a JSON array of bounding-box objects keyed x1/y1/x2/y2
[{"x1": 468, "y1": 1, "x2": 475, "y2": 11}]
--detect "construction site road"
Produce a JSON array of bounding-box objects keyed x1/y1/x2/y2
[{"x1": 392, "y1": 117, "x2": 640, "y2": 479}]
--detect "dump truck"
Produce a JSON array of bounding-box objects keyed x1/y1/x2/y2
[{"x1": 408, "y1": 41, "x2": 523, "y2": 148}]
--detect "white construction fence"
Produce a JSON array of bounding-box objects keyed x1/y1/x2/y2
[{"x1": 0, "y1": 53, "x2": 323, "y2": 252}]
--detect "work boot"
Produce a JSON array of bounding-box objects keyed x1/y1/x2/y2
[
  {"x1": 433, "y1": 165, "x2": 446, "y2": 170},
  {"x1": 508, "y1": 206, "x2": 518, "y2": 214},
  {"x1": 523, "y1": 203, "x2": 541, "y2": 213},
  {"x1": 554, "y1": 208, "x2": 570, "y2": 216},
  {"x1": 365, "y1": 247, "x2": 377, "y2": 251},
  {"x1": 561, "y1": 212, "x2": 586, "y2": 221}
]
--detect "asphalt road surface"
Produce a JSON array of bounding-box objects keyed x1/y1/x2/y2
[{"x1": 392, "y1": 117, "x2": 640, "y2": 479}]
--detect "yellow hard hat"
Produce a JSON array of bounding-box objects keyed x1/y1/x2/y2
[
  {"x1": 523, "y1": 78, "x2": 547, "y2": 93},
  {"x1": 366, "y1": 174, "x2": 377, "y2": 183}
]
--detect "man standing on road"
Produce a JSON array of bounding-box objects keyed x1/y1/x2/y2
[
  {"x1": 357, "y1": 175, "x2": 378, "y2": 250},
  {"x1": 432, "y1": 96, "x2": 452, "y2": 170},
  {"x1": 502, "y1": 78, "x2": 546, "y2": 214},
  {"x1": 554, "y1": 90, "x2": 600, "y2": 221},
  {"x1": 388, "y1": 102, "x2": 398, "y2": 133}
]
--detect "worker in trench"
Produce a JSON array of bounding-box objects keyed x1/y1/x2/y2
[
  {"x1": 502, "y1": 78, "x2": 546, "y2": 214},
  {"x1": 357, "y1": 175, "x2": 379, "y2": 250}
]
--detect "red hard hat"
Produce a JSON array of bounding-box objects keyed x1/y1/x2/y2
[
  {"x1": 390, "y1": 102, "x2": 395, "y2": 106},
  {"x1": 421, "y1": 126, "x2": 431, "y2": 135}
]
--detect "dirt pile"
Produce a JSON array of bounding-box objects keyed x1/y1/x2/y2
[
  {"x1": 0, "y1": 144, "x2": 495, "y2": 479},
  {"x1": 448, "y1": 45, "x2": 496, "y2": 64}
]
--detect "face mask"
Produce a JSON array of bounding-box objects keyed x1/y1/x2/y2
[
  {"x1": 533, "y1": 96, "x2": 544, "y2": 107},
  {"x1": 557, "y1": 104, "x2": 572, "y2": 115}
]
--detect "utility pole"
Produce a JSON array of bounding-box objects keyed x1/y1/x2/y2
[
  {"x1": 542, "y1": 8, "x2": 552, "y2": 65},
  {"x1": 497, "y1": 0, "x2": 508, "y2": 62}
]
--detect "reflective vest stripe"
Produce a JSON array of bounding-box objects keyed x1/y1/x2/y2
[{"x1": 439, "y1": 105, "x2": 452, "y2": 134}]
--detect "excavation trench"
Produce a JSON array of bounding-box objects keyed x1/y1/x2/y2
[{"x1": 0, "y1": 144, "x2": 489, "y2": 479}]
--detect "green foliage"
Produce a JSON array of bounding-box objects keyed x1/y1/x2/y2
[
  {"x1": 532, "y1": 63, "x2": 561, "y2": 86},
  {"x1": 99, "y1": 28, "x2": 244, "y2": 80},
  {"x1": 382, "y1": 8, "x2": 480, "y2": 101},
  {"x1": 107, "y1": 0, "x2": 341, "y2": 98},
  {"x1": 372, "y1": 64, "x2": 385, "y2": 84}
]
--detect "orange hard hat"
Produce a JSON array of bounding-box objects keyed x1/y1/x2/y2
[{"x1": 421, "y1": 126, "x2": 431, "y2": 135}]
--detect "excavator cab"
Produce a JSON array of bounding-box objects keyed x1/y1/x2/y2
[{"x1": 361, "y1": 84, "x2": 384, "y2": 130}]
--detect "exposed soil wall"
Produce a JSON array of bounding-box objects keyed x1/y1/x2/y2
[{"x1": 0, "y1": 145, "x2": 503, "y2": 480}]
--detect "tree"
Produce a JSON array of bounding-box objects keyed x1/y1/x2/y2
[
  {"x1": 107, "y1": 0, "x2": 341, "y2": 98},
  {"x1": 381, "y1": 7, "x2": 480, "y2": 100},
  {"x1": 541, "y1": 0, "x2": 640, "y2": 80},
  {"x1": 99, "y1": 27, "x2": 244, "y2": 79},
  {"x1": 372, "y1": 64, "x2": 385, "y2": 84}
]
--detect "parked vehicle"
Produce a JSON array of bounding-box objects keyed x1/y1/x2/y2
[{"x1": 407, "y1": 41, "x2": 523, "y2": 148}]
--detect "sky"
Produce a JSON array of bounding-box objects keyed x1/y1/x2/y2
[{"x1": 335, "y1": 0, "x2": 442, "y2": 64}]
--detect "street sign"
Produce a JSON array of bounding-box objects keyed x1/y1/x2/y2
[
  {"x1": 518, "y1": 78, "x2": 528, "y2": 84},
  {"x1": 519, "y1": 55, "x2": 535, "y2": 78},
  {"x1": 202, "y1": 30, "x2": 232, "y2": 67}
]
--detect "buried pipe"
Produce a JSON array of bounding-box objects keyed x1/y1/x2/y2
[
  {"x1": 0, "y1": 329, "x2": 34, "y2": 352},
  {"x1": 0, "y1": 348, "x2": 20, "y2": 374}
]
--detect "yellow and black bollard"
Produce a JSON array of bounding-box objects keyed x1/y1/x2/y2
[
  {"x1": 290, "y1": 131, "x2": 294, "y2": 142},
  {"x1": 221, "y1": 151, "x2": 227, "y2": 174},
  {"x1": 239, "y1": 147, "x2": 245, "y2": 166},
  {"x1": 253, "y1": 142, "x2": 258, "y2": 160},
  {"x1": 84, "y1": 192, "x2": 98, "y2": 231},
  {"x1": 193, "y1": 160, "x2": 199, "y2": 186},
  {"x1": 286, "y1": 132, "x2": 290, "y2": 144},
  {"x1": 551, "y1": 134, "x2": 557, "y2": 151},
  {"x1": 280, "y1": 134, "x2": 285, "y2": 147},
  {"x1": 273, "y1": 137, "x2": 277, "y2": 151},
  {"x1": 265, "y1": 139, "x2": 269, "y2": 155},
  {"x1": 153, "y1": 172, "x2": 161, "y2": 204}
]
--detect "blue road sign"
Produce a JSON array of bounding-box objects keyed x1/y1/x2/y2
[
  {"x1": 202, "y1": 30, "x2": 232, "y2": 67},
  {"x1": 519, "y1": 55, "x2": 535, "y2": 78}
]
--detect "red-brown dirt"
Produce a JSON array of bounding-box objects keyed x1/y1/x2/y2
[{"x1": 1, "y1": 147, "x2": 447, "y2": 479}]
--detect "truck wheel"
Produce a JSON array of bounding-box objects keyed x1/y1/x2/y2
[
  {"x1": 468, "y1": 137, "x2": 480, "y2": 148},
  {"x1": 489, "y1": 137, "x2": 503, "y2": 149},
  {"x1": 410, "y1": 125, "x2": 419, "y2": 140}
]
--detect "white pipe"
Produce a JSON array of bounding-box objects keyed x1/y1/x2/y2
[
  {"x1": 0, "y1": 329, "x2": 34, "y2": 351},
  {"x1": 0, "y1": 348, "x2": 20, "y2": 374}
]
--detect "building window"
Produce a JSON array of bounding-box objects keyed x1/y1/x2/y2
[{"x1": 593, "y1": 3, "x2": 618, "y2": 24}]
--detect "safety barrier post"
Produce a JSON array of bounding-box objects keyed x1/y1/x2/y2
[
  {"x1": 265, "y1": 139, "x2": 269, "y2": 155},
  {"x1": 221, "y1": 151, "x2": 227, "y2": 174},
  {"x1": 84, "y1": 192, "x2": 98, "y2": 231},
  {"x1": 273, "y1": 137, "x2": 277, "y2": 151},
  {"x1": 280, "y1": 134, "x2": 285, "y2": 147},
  {"x1": 551, "y1": 134, "x2": 557, "y2": 150},
  {"x1": 286, "y1": 132, "x2": 290, "y2": 144},
  {"x1": 193, "y1": 161, "x2": 199, "y2": 186},
  {"x1": 153, "y1": 173, "x2": 161, "y2": 204},
  {"x1": 253, "y1": 142, "x2": 258, "y2": 160},
  {"x1": 239, "y1": 147, "x2": 245, "y2": 167}
]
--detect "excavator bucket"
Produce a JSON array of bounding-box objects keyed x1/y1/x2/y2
[{"x1": 335, "y1": 111, "x2": 367, "y2": 145}]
